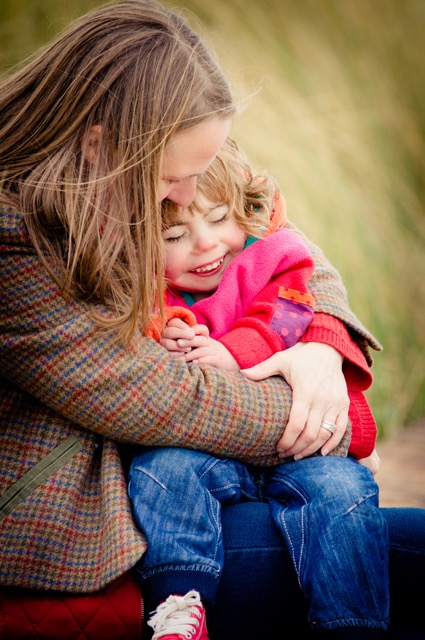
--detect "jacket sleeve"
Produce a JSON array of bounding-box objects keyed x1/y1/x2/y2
[{"x1": 285, "y1": 220, "x2": 382, "y2": 366}]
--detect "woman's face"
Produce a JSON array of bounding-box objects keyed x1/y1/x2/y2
[{"x1": 158, "y1": 117, "x2": 230, "y2": 206}]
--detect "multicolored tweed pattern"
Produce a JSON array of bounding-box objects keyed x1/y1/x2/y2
[{"x1": 0, "y1": 206, "x2": 372, "y2": 591}]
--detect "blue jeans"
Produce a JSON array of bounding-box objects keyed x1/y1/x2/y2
[{"x1": 128, "y1": 447, "x2": 389, "y2": 632}]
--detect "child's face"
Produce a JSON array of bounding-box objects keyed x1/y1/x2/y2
[{"x1": 162, "y1": 192, "x2": 247, "y2": 299}]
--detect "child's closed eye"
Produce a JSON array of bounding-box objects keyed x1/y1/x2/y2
[{"x1": 163, "y1": 232, "x2": 185, "y2": 243}]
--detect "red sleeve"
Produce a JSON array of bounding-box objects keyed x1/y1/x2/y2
[
  {"x1": 145, "y1": 305, "x2": 197, "y2": 341},
  {"x1": 220, "y1": 325, "x2": 281, "y2": 369},
  {"x1": 347, "y1": 390, "x2": 377, "y2": 459}
]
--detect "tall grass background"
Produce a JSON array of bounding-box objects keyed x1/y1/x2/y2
[{"x1": 1, "y1": 0, "x2": 424, "y2": 438}]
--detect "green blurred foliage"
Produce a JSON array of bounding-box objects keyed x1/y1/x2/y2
[{"x1": 1, "y1": 0, "x2": 424, "y2": 435}]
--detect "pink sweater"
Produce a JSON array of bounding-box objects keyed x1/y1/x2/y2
[{"x1": 166, "y1": 229, "x2": 315, "y2": 360}]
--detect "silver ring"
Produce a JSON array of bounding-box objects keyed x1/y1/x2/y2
[{"x1": 321, "y1": 420, "x2": 337, "y2": 434}]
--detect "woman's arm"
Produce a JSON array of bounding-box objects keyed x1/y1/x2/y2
[{"x1": 0, "y1": 207, "x2": 291, "y2": 467}]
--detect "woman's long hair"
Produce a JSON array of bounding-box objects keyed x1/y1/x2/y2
[{"x1": 0, "y1": 0, "x2": 235, "y2": 344}]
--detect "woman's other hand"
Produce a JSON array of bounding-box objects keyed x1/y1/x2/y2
[
  {"x1": 359, "y1": 448, "x2": 381, "y2": 476},
  {"x1": 241, "y1": 343, "x2": 350, "y2": 459}
]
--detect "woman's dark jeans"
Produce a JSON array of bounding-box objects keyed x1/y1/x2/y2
[{"x1": 206, "y1": 503, "x2": 425, "y2": 639}]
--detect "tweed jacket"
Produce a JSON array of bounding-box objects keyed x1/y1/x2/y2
[{"x1": 0, "y1": 205, "x2": 381, "y2": 592}]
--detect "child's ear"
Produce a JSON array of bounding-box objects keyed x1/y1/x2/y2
[{"x1": 81, "y1": 125, "x2": 102, "y2": 163}]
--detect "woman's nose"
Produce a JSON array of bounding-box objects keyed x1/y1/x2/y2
[{"x1": 167, "y1": 177, "x2": 197, "y2": 208}]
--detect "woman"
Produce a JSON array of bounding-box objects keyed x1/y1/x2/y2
[{"x1": 0, "y1": 1, "x2": 423, "y2": 638}]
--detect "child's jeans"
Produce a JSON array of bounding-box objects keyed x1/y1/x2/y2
[{"x1": 128, "y1": 448, "x2": 389, "y2": 632}]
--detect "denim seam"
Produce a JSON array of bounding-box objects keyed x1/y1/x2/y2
[
  {"x1": 311, "y1": 618, "x2": 389, "y2": 631},
  {"x1": 271, "y1": 478, "x2": 307, "y2": 590},
  {"x1": 137, "y1": 562, "x2": 220, "y2": 581},
  {"x1": 206, "y1": 490, "x2": 221, "y2": 562}
]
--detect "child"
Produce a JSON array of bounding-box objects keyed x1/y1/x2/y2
[
  {"x1": 128, "y1": 139, "x2": 388, "y2": 640},
  {"x1": 148, "y1": 138, "x2": 379, "y2": 464}
]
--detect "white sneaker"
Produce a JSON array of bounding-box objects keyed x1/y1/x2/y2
[{"x1": 147, "y1": 590, "x2": 209, "y2": 639}]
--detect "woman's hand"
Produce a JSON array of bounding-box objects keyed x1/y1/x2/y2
[
  {"x1": 241, "y1": 343, "x2": 350, "y2": 459},
  {"x1": 359, "y1": 448, "x2": 381, "y2": 476}
]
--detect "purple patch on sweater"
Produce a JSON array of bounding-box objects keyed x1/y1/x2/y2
[{"x1": 270, "y1": 298, "x2": 313, "y2": 349}]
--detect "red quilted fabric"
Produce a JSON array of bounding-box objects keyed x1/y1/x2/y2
[{"x1": 0, "y1": 571, "x2": 143, "y2": 639}]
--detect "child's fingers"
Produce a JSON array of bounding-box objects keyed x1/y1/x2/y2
[
  {"x1": 162, "y1": 325, "x2": 195, "y2": 341},
  {"x1": 159, "y1": 337, "x2": 191, "y2": 353},
  {"x1": 191, "y1": 324, "x2": 210, "y2": 337},
  {"x1": 178, "y1": 336, "x2": 209, "y2": 350},
  {"x1": 166, "y1": 317, "x2": 192, "y2": 330}
]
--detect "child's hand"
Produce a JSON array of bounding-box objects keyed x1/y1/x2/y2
[
  {"x1": 359, "y1": 448, "x2": 381, "y2": 476},
  {"x1": 179, "y1": 331, "x2": 240, "y2": 372},
  {"x1": 160, "y1": 318, "x2": 239, "y2": 371},
  {"x1": 159, "y1": 317, "x2": 197, "y2": 356}
]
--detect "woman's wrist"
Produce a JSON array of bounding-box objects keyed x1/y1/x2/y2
[{"x1": 290, "y1": 341, "x2": 344, "y2": 367}]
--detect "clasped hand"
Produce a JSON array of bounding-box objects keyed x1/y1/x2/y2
[{"x1": 159, "y1": 317, "x2": 240, "y2": 371}]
